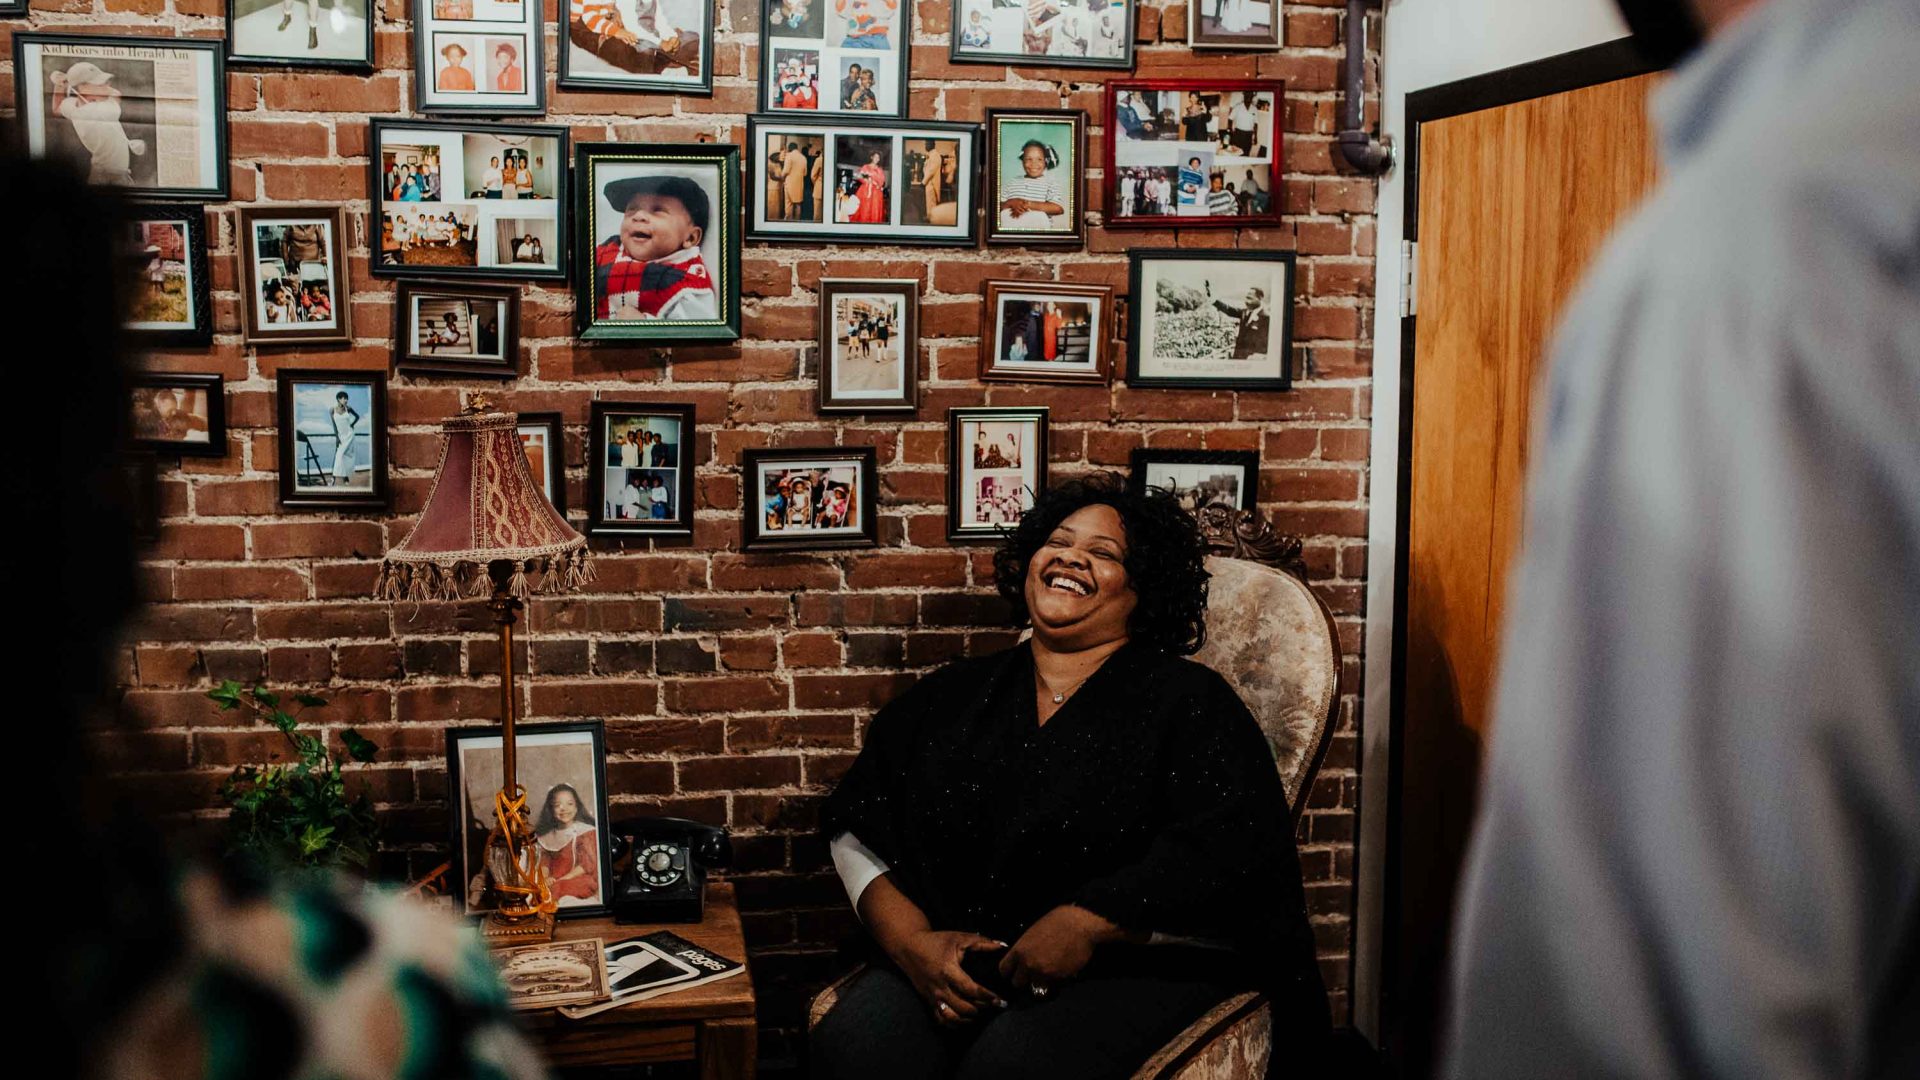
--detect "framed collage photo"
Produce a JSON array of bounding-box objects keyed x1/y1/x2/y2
[
  {"x1": 446, "y1": 720, "x2": 611, "y2": 919},
  {"x1": 124, "y1": 205, "x2": 212, "y2": 346},
  {"x1": 748, "y1": 115, "x2": 980, "y2": 246},
  {"x1": 760, "y1": 0, "x2": 909, "y2": 117},
  {"x1": 1129, "y1": 448, "x2": 1258, "y2": 512},
  {"x1": 575, "y1": 142, "x2": 742, "y2": 343},
  {"x1": 516, "y1": 411, "x2": 566, "y2": 516},
  {"x1": 818, "y1": 279, "x2": 918, "y2": 412},
  {"x1": 371, "y1": 119, "x2": 567, "y2": 282},
  {"x1": 414, "y1": 0, "x2": 545, "y2": 115},
  {"x1": 1189, "y1": 0, "x2": 1282, "y2": 50},
  {"x1": 743, "y1": 446, "x2": 879, "y2": 552},
  {"x1": 1128, "y1": 249, "x2": 1294, "y2": 391},
  {"x1": 239, "y1": 205, "x2": 352, "y2": 345},
  {"x1": 1107, "y1": 79, "x2": 1283, "y2": 228},
  {"x1": 949, "y1": 0, "x2": 1133, "y2": 70},
  {"x1": 13, "y1": 33, "x2": 228, "y2": 200},
  {"x1": 588, "y1": 401, "x2": 695, "y2": 537},
  {"x1": 980, "y1": 280, "x2": 1112, "y2": 384},
  {"x1": 561, "y1": 0, "x2": 713, "y2": 94},
  {"x1": 227, "y1": 0, "x2": 376, "y2": 69},
  {"x1": 948, "y1": 407, "x2": 1048, "y2": 541},
  {"x1": 986, "y1": 109, "x2": 1084, "y2": 248},
  {"x1": 394, "y1": 280, "x2": 519, "y2": 377},
  {"x1": 277, "y1": 369, "x2": 388, "y2": 509},
  {"x1": 129, "y1": 373, "x2": 225, "y2": 457}
]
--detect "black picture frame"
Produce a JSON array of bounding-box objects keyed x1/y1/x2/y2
[
  {"x1": 275, "y1": 368, "x2": 390, "y2": 510},
  {"x1": 1126, "y1": 248, "x2": 1295, "y2": 392},
  {"x1": 129, "y1": 373, "x2": 227, "y2": 458},
  {"x1": 369, "y1": 117, "x2": 569, "y2": 282},
  {"x1": 574, "y1": 141, "x2": 743, "y2": 342},
  {"x1": 1128, "y1": 448, "x2": 1260, "y2": 511},
  {"x1": 948, "y1": 0, "x2": 1136, "y2": 71},
  {"x1": 124, "y1": 204, "x2": 213, "y2": 346},
  {"x1": 759, "y1": 0, "x2": 912, "y2": 118},
  {"x1": 239, "y1": 205, "x2": 355, "y2": 345},
  {"x1": 985, "y1": 109, "x2": 1086, "y2": 248},
  {"x1": 0, "y1": 0, "x2": 30, "y2": 15},
  {"x1": 746, "y1": 114, "x2": 982, "y2": 247},
  {"x1": 559, "y1": 0, "x2": 715, "y2": 95},
  {"x1": 394, "y1": 280, "x2": 521, "y2": 378},
  {"x1": 12, "y1": 33, "x2": 229, "y2": 201},
  {"x1": 1105, "y1": 78, "x2": 1285, "y2": 230},
  {"x1": 741, "y1": 446, "x2": 880, "y2": 552},
  {"x1": 979, "y1": 279, "x2": 1113, "y2": 385},
  {"x1": 445, "y1": 720, "x2": 613, "y2": 920},
  {"x1": 818, "y1": 278, "x2": 919, "y2": 413},
  {"x1": 412, "y1": 0, "x2": 547, "y2": 116},
  {"x1": 225, "y1": 0, "x2": 376, "y2": 70},
  {"x1": 515, "y1": 410, "x2": 567, "y2": 517},
  {"x1": 587, "y1": 400, "x2": 697, "y2": 537},
  {"x1": 1189, "y1": 0, "x2": 1284, "y2": 51},
  {"x1": 946, "y1": 406, "x2": 1049, "y2": 542}
]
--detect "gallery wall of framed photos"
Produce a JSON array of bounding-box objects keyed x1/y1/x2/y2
[{"x1": 45, "y1": 0, "x2": 1382, "y2": 1053}]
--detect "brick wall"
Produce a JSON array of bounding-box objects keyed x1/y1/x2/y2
[{"x1": 16, "y1": 0, "x2": 1376, "y2": 1066}]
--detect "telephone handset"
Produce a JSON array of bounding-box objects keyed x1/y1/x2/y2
[{"x1": 609, "y1": 816, "x2": 731, "y2": 924}]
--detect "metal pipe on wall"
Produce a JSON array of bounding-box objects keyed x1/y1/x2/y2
[{"x1": 1339, "y1": 0, "x2": 1395, "y2": 174}]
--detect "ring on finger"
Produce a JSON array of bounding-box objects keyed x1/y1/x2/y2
[
  {"x1": 1030, "y1": 983, "x2": 1050, "y2": 999},
  {"x1": 936, "y1": 1000, "x2": 955, "y2": 1016}
]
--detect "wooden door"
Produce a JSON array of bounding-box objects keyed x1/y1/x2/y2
[{"x1": 1388, "y1": 72, "x2": 1661, "y2": 1074}]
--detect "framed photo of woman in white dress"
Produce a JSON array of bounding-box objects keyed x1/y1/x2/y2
[
  {"x1": 1189, "y1": 0, "x2": 1281, "y2": 50},
  {"x1": 985, "y1": 109, "x2": 1084, "y2": 247},
  {"x1": 275, "y1": 369, "x2": 389, "y2": 509}
]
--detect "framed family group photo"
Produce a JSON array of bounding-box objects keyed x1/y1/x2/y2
[
  {"x1": 1128, "y1": 249, "x2": 1294, "y2": 391},
  {"x1": 575, "y1": 143, "x2": 743, "y2": 342},
  {"x1": 760, "y1": 0, "x2": 910, "y2": 116},
  {"x1": 394, "y1": 280, "x2": 519, "y2": 377},
  {"x1": 125, "y1": 205, "x2": 212, "y2": 346},
  {"x1": 588, "y1": 401, "x2": 694, "y2": 536},
  {"x1": 129, "y1": 373, "x2": 225, "y2": 457},
  {"x1": 949, "y1": 407, "x2": 1048, "y2": 541},
  {"x1": 13, "y1": 33, "x2": 228, "y2": 200},
  {"x1": 748, "y1": 115, "x2": 979, "y2": 245},
  {"x1": 744, "y1": 447, "x2": 879, "y2": 552},
  {"x1": 986, "y1": 109, "x2": 1084, "y2": 247},
  {"x1": 980, "y1": 280, "x2": 1112, "y2": 384},
  {"x1": 818, "y1": 279, "x2": 918, "y2": 412},
  {"x1": 227, "y1": 0, "x2": 376, "y2": 69},
  {"x1": 276, "y1": 369, "x2": 388, "y2": 509},
  {"x1": 517, "y1": 411, "x2": 566, "y2": 516},
  {"x1": 1107, "y1": 79, "x2": 1283, "y2": 228},
  {"x1": 561, "y1": 0, "x2": 713, "y2": 94},
  {"x1": 239, "y1": 205, "x2": 352, "y2": 345},
  {"x1": 1189, "y1": 0, "x2": 1283, "y2": 50},
  {"x1": 1130, "y1": 448, "x2": 1258, "y2": 512},
  {"x1": 446, "y1": 721, "x2": 612, "y2": 919},
  {"x1": 371, "y1": 119, "x2": 567, "y2": 281},
  {"x1": 950, "y1": 0, "x2": 1133, "y2": 68},
  {"x1": 414, "y1": 0, "x2": 545, "y2": 115}
]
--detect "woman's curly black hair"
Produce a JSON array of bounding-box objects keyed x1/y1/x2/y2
[{"x1": 993, "y1": 472, "x2": 1211, "y2": 655}]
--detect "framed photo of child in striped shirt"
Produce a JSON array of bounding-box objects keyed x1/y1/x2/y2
[
  {"x1": 985, "y1": 108, "x2": 1084, "y2": 247},
  {"x1": 560, "y1": 0, "x2": 712, "y2": 95}
]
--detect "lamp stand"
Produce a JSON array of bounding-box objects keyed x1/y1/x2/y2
[{"x1": 479, "y1": 560, "x2": 556, "y2": 945}]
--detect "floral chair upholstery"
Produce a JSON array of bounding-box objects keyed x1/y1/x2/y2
[{"x1": 808, "y1": 509, "x2": 1343, "y2": 1079}]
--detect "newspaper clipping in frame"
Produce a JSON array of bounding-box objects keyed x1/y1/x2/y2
[{"x1": 22, "y1": 39, "x2": 218, "y2": 194}]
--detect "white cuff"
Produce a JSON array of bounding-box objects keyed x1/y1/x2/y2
[{"x1": 830, "y1": 830, "x2": 891, "y2": 916}]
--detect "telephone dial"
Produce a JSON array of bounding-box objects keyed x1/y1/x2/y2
[{"x1": 609, "y1": 816, "x2": 731, "y2": 924}]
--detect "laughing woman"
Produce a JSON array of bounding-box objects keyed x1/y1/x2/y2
[{"x1": 812, "y1": 475, "x2": 1327, "y2": 1079}]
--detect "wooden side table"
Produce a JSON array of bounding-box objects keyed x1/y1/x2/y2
[{"x1": 519, "y1": 882, "x2": 757, "y2": 1078}]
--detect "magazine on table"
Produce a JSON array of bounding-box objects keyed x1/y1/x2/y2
[{"x1": 558, "y1": 931, "x2": 746, "y2": 1019}]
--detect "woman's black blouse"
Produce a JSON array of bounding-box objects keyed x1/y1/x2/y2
[{"x1": 821, "y1": 641, "x2": 1328, "y2": 1033}]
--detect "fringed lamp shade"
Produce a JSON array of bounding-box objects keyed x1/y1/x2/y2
[{"x1": 378, "y1": 409, "x2": 592, "y2": 602}]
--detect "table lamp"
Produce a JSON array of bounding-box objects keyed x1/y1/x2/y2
[{"x1": 378, "y1": 398, "x2": 593, "y2": 943}]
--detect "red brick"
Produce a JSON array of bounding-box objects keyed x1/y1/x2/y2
[{"x1": 679, "y1": 755, "x2": 801, "y2": 792}]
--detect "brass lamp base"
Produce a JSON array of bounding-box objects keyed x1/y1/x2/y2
[{"x1": 481, "y1": 909, "x2": 556, "y2": 946}]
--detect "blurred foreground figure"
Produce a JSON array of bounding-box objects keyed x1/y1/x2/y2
[{"x1": 1446, "y1": 0, "x2": 1919, "y2": 1077}]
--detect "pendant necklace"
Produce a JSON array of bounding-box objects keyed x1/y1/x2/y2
[{"x1": 1036, "y1": 667, "x2": 1092, "y2": 705}]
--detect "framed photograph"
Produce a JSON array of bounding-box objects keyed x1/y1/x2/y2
[
  {"x1": 747, "y1": 115, "x2": 980, "y2": 246},
  {"x1": 985, "y1": 109, "x2": 1084, "y2": 247},
  {"x1": 394, "y1": 281, "x2": 518, "y2": 377},
  {"x1": 1128, "y1": 249, "x2": 1294, "y2": 391},
  {"x1": 575, "y1": 142, "x2": 742, "y2": 342},
  {"x1": 818, "y1": 279, "x2": 917, "y2": 412},
  {"x1": 587, "y1": 401, "x2": 695, "y2": 536},
  {"x1": 947, "y1": 407, "x2": 1048, "y2": 541},
  {"x1": 370, "y1": 118, "x2": 566, "y2": 281},
  {"x1": 124, "y1": 205, "x2": 212, "y2": 345},
  {"x1": 517, "y1": 411, "x2": 566, "y2": 516},
  {"x1": 742, "y1": 446, "x2": 879, "y2": 552},
  {"x1": 413, "y1": 0, "x2": 545, "y2": 115},
  {"x1": 0, "y1": 1, "x2": 29, "y2": 14},
  {"x1": 446, "y1": 720, "x2": 612, "y2": 919},
  {"x1": 980, "y1": 280, "x2": 1112, "y2": 384},
  {"x1": 949, "y1": 0, "x2": 1134, "y2": 70},
  {"x1": 276, "y1": 369, "x2": 389, "y2": 509},
  {"x1": 1129, "y1": 448, "x2": 1258, "y2": 512},
  {"x1": 12, "y1": 33, "x2": 227, "y2": 200},
  {"x1": 1106, "y1": 79, "x2": 1283, "y2": 229},
  {"x1": 1190, "y1": 0, "x2": 1282, "y2": 50},
  {"x1": 129, "y1": 373, "x2": 225, "y2": 457},
  {"x1": 239, "y1": 206, "x2": 353, "y2": 345},
  {"x1": 561, "y1": 0, "x2": 712, "y2": 94},
  {"x1": 227, "y1": 0, "x2": 376, "y2": 69},
  {"x1": 759, "y1": 0, "x2": 909, "y2": 117}
]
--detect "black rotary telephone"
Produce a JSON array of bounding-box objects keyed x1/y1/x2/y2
[{"x1": 609, "y1": 816, "x2": 731, "y2": 924}]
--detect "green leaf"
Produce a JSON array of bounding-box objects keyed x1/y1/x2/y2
[
  {"x1": 298, "y1": 823, "x2": 336, "y2": 856},
  {"x1": 207, "y1": 681, "x2": 244, "y2": 709},
  {"x1": 294, "y1": 694, "x2": 328, "y2": 709},
  {"x1": 339, "y1": 729, "x2": 378, "y2": 764},
  {"x1": 251, "y1": 688, "x2": 280, "y2": 708}
]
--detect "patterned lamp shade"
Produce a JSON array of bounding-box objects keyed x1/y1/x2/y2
[{"x1": 377, "y1": 408, "x2": 591, "y2": 602}]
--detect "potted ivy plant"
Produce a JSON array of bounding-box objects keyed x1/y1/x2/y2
[{"x1": 207, "y1": 681, "x2": 381, "y2": 874}]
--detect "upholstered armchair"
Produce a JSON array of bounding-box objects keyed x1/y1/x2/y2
[{"x1": 807, "y1": 509, "x2": 1343, "y2": 1078}]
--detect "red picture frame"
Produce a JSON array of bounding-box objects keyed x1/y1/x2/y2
[{"x1": 1103, "y1": 78, "x2": 1285, "y2": 230}]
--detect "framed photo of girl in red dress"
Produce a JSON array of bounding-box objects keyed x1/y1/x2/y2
[{"x1": 446, "y1": 720, "x2": 612, "y2": 919}]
